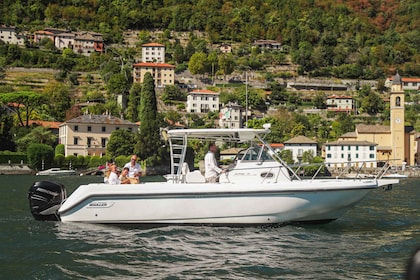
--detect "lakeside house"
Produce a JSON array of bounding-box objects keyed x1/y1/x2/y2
[{"x1": 59, "y1": 114, "x2": 138, "y2": 157}]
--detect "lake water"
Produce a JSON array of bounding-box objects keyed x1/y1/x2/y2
[{"x1": 0, "y1": 175, "x2": 418, "y2": 279}]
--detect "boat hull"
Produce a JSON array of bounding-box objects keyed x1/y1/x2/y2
[{"x1": 58, "y1": 179, "x2": 379, "y2": 224}]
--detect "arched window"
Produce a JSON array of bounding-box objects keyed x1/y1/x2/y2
[{"x1": 396, "y1": 96, "x2": 401, "y2": 107}]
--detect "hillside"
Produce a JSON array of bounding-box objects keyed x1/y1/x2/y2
[{"x1": 1, "y1": 0, "x2": 419, "y2": 77}]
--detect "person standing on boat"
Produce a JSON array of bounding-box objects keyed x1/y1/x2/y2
[
  {"x1": 108, "y1": 164, "x2": 121, "y2": 185},
  {"x1": 124, "y1": 155, "x2": 142, "y2": 183},
  {"x1": 204, "y1": 143, "x2": 225, "y2": 183}
]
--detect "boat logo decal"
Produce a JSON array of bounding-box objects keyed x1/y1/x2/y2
[{"x1": 87, "y1": 201, "x2": 115, "y2": 208}]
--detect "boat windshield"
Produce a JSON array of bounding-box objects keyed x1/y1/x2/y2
[{"x1": 240, "y1": 146, "x2": 274, "y2": 161}]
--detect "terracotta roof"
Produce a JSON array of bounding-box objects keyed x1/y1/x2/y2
[
  {"x1": 284, "y1": 135, "x2": 317, "y2": 144},
  {"x1": 189, "y1": 89, "x2": 219, "y2": 95},
  {"x1": 270, "y1": 143, "x2": 284, "y2": 148},
  {"x1": 326, "y1": 140, "x2": 377, "y2": 146},
  {"x1": 356, "y1": 124, "x2": 390, "y2": 133},
  {"x1": 28, "y1": 120, "x2": 60, "y2": 129},
  {"x1": 142, "y1": 43, "x2": 165, "y2": 47},
  {"x1": 62, "y1": 114, "x2": 137, "y2": 126},
  {"x1": 388, "y1": 76, "x2": 420, "y2": 83},
  {"x1": 327, "y1": 95, "x2": 352, "y2": 99},
  {"x1": 133, "y1": 62, "x2": 175, "y2": 68}
]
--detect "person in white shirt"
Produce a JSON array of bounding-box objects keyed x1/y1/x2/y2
[
  {"x1": 124, "y1": 155, "x2": 142, "y2": 183},
  {"x1": 204, "y1": 143, "x2": 225, "y2": 183},
  {"x1": 108, "y1": 164, "x2": 121, "y2": 185}
]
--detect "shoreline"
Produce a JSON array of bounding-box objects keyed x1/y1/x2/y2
[{"x1": 1, "y1": 164, "x2": 419, "y2": 178}]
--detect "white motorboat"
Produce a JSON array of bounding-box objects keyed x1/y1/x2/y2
[
  {"x1": 36, "y1": 168, "x2": 77, "y2": 176},
  {"x1": 28, "y1": 127, "x2": 398, "y2": 225}
]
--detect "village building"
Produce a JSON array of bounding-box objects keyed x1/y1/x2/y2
[
  {"x1": 141, "y1": 42, "x2": 165, "y2": 63},
  {"x1": 284, "y1": 135, "x2": 317, "y2": 164},
  {"x1": 385, "y1": 76, "x2": 420, "y2": 91},
  {"x1": 252, "y1": 39, "x2": 282, "y2": 51},
  {"x1": 186, "y1": 89, "x2": 220, "y2": 113},
  {"x1": 339, "y1": 73, "x2": 417, "y2": 167},
  {"x1": 219, "y1": 102, "x2": 243, "y2": 129},
  {"x1": 324, "y1": 140, "x2": 378, "y2": 169},
  {"x1": 219, "y1": 43, "x2": 232, "y2": 53},
  {"x1": 132, "y1": 43, "x2": 175, "y2": 87},
  {"x1": 33, "y1": 28, "x2": 104, "y2": 56},
  {"x1": 0, "y1": 25, "x2": 25, "y2": 46},
  {"x1": 326, "y1": 95, "x2": 354, "y2": 112},
  {"x1": 58, "y1": 114, "x2": 138, "y2": 157}
]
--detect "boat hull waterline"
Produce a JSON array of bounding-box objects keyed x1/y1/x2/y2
[{"x1": 57, "y1": 180, "x2": 380, "y2": 224}]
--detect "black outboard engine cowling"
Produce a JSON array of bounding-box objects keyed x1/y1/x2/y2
[{"x1": 28, "y1": 181, "x2": 67, "y2": 221}]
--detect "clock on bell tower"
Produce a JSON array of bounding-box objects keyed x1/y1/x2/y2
[{"x1": 390, "y1": 72, "x2": 405, "y2": 166}]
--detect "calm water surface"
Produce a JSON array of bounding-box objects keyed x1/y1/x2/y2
[{"x1": 0, "y1": 175, "x2": 418, "y2": 279}]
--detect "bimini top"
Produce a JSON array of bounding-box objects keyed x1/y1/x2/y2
[{"x1": 166, "y1": 128, "x2": 270, "y2": 143}]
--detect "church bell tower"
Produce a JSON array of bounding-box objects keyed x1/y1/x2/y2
[{"x1": 390, "y1": 72, "x2": 405, "y2": 166}]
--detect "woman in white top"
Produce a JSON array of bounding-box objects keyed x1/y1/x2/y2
[{"x1": 108, "y1": 164, "x2": 121, "y2": 185}]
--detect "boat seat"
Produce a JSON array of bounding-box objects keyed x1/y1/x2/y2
[{"x1": 185, "y1": 170, "x2": 206, "y2": 183}]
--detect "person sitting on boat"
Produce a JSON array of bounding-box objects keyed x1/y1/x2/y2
[
  {"x1": 204, "y1": 143, "x2": 226, "y2": 183},
  {"x1": 119, "y1": 167, "x2": 131, "y2": 184},
  {"x1": 108, "y1": 164, "x2": 121, "y2": 185},
  {"x1": 124, "y1": 155, "x2": 142, "y2": 183}
]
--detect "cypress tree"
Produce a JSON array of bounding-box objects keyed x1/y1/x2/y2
[
  {"x1": 137, "y1": 72, "x2": 160, "y2": 160},
  {"x1": 127, "y1": 83, "x2": 141, "y2": 122}
]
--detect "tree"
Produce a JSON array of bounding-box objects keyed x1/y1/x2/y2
[
  {"x1": 27, "y1": 143, "x2": 54, "y2": 171},
  {"x1": 161, "y1": 85, "x2": 184, "y2": 104},
  {"x1": 15, "y1": 126, "x2": 57, "y2": 152},
  {"x1": 313, "y1": 93, "x2": 327, "y2": 109},
  {"x1": 279, "y1": 149, "x2": 294, "y2": 165},
  {"x1": 107, "y1": 129, "x2": 137, "y2": 159},
  {"x1": 43, "y1": 81, "x2": 72, "y2": 122},
  {"x1": 136, "y1": 72, "x2": 161, "y2": 161},
  {"x1": 0, "y1": 91, "x2": 45, "y2": 127},
  {"x1": 0, "y1": 106, "x2": 15, "y2": 151},
  {"x1": 126, "y1": 83, "x2": 141, "y2": 122},
  {"x1": 188, "y1": 52, "x2": 208, "y2": 75}
]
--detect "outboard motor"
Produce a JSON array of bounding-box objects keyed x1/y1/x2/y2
[{"x1": 28, "y1": 181, "x2": 67, "y2": 221}]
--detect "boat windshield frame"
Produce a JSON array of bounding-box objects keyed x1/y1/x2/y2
[{"x1": 165, "y1": 128, "x2": 300, "y2": 182}]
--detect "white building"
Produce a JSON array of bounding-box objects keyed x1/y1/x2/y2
[
  {"x1": 219, "y1": 102, "x2": 243, "y2": 128},
  {"x1": 324, "y1": 140, "x2": 377, "y2": 168},
  {"x1": 0, "y1": 25, "x2": 25, "y2": 46},
  {"x1": 284, "y1": 136, "x2": 318, "y2": 163},
  {"x1": 326, "y1": 95, "x2": 354, "y2": 112},
  {"x1": 186, "y1": 89, "x2": 220, "y2": 113},
  {"x1": 59, "y1": 114, "x2": 139, "y2": 157},
  {"x1": 385, "y1": 76, "x2": 420, "y2": 91},
  {"x1": 142, "y1": 43, "x2": 165, "y2": 63}
]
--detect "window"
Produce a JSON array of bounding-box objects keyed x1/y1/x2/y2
[
  {"x1": 356, "y1": 146, "x2": 359, "y2": 151},
  {"x1": 341, "y1": 154, "x2": 344, "y2": 158},
  {"x1": 128, "y1": 127, "x2": 132, "y2": 132},
  {"x1": 101, "y1": 126, "x2": 106, "y2": 132},
  {"x1": 101, "y1": 138, "x2": 106, "y2": 148},
  {"x1": 87, "y1": 126, "x2": 92, "y2": 132},
  {"x1": 74, "y1": 125, "x2": 79, "y2": 131},
  {"x1": 348, "y1": 146, "x2": 351, "y2": 150},
  {"x1": 73, "y1": 137, "x2": 78, "y2": 145},
  {"x1": 341, "y1": 146, "x2": 344, "y2": 151},
  {"x1": 369, "y1": 146, "x2": 374, "y2": 151},
  {"x1": 369, "y1": 154, "x2": 375, "y2": 159},
  {"x1": 396, "y1": 96, "x2": 401, "y2": 107},
  {"x1": 327, "y1": 154, "x2": 332, "y2": 158},
  {"x1": 356, "y1": 154, "x2": 359, "y2": 158},
  {"x1": 87, "y1": 137, "x2": 92, "y2": 148},
  {"x1": 328, "y1": 146, "x2": 331, "y2": 151}
]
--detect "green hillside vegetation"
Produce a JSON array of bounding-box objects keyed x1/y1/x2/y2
[{"x1": 0, "y1": 0, "x2": 419, "y2": 168}]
